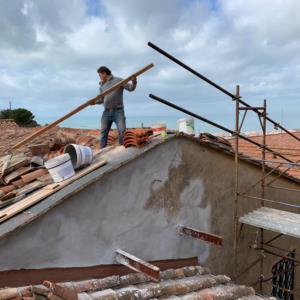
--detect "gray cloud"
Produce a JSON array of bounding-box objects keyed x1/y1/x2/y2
[{"x1": 0, "y1": 0, "x2": 300, "y2": 131}]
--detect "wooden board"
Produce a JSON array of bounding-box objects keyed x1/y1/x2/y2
[{"x1": 0, "y1": 159, "x2": 107, "y2": 223}]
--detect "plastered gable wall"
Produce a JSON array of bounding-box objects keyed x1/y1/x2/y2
[
  {"x1": 0, "y1": 138, "x2": 211, "y2": 271},
  {"x1": 0, "y1": 136, "x2": 300, "y2": 297}
]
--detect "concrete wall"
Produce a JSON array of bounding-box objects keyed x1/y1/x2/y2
[{"x1": 0, "y1": 136, "x2": 300, "y2": 295}]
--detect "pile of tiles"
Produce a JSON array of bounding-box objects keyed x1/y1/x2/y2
[
  {"x1": 0, "y1": 129, "x2": 99, "y2": 210},
  {"x1": 0, "y1": 265, "x2": 276, "y2": 300},
  {"x1": 123, "y1": 129, "x2": 153, "y2": 148},
  {"x1": 0, "y1": 153, "x2": 52, "y2": 209}
]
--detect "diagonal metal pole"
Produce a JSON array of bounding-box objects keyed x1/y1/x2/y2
[
  {"x1": 149, "y1": 94, "x2": 294, "y2": 163},
  {"x1": 148, "y1": 42, "x2": 300, "y2": 143}
]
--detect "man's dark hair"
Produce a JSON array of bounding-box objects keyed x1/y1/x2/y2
[{"x1": 97, "y1": 66, "x2": 111, "y2": 75}]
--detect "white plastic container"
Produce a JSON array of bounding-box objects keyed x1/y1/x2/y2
[
  {"x1": 64, "y1": 144, "x2": 93, "y2": 170},
  {"x1": 151, "y1": 122, "x2": 167, "y2": 134},
  {"x1": 45, "y1": 153, "x2": 75, "y2": 183},
  {"x1": 177, "y1": 118, "x2": 195, "y2": 135}
]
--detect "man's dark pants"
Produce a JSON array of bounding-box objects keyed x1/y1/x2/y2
[{"x1": 100, "y1": 108, "x2": 126, "y2": 148}]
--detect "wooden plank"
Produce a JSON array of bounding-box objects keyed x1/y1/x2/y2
[
  {"x1": 115, "y1": 249, "x2": 160, "y2": 282},
  {"x1": 0, "y1": 155, "x2": 29, "y2": 177},
  {"x1": 0, "y1": 154, "x2": 12, "y2": 179},
  {"x1": 16, "y1": 180, "x2": 47, "y2": 196},
  {"x1": 0, "y1": 159, "x2": 107, "y2": 223},
  {"x1": 177, "y1": 225, "x2": 223, "y2": 246},
  {"x1": 0, "y1": 194, "x2": 26, "y2": 209}
]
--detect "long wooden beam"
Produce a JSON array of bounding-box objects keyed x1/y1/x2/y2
[{"x1": 11, "y1": 63, "x2": 154, "y2": 150}]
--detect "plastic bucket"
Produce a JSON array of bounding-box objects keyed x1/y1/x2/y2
[
  {"x1": 64, "y1": 144, "x2": 93, "y2": 170},
  {"x1": 177, "y1": 118, "x2": 195, "y2": 135},
  {"x1": 44, "y1": 153, "x2": 75, "y2": 183},
  {"x1": 151, "y1": 122, "x2": 167, "y2": 134}
]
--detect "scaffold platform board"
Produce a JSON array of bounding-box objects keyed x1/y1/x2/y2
[{"x1": 239, "y1": 207, "x2": 300, "y2": 239}]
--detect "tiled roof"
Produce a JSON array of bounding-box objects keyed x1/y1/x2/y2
[
  {"x1": 0, "y1": 265, "x2": 275, "y2": 300},
  {"x1": 0, "y1": 119, "x2": 18, "y2": 130},
  {"x1": 0, "y1": 126, "x2": 100, "y2": 157},
  {"x1": 227, "y1": 131, "x2": 300, "y2": 179}
]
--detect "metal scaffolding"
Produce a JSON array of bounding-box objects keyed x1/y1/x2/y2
[{"x1": 147, "y1": 41, "x2": 300, "y2": 298}]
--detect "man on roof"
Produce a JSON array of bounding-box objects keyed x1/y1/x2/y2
[{"x1": 93, "y1": 66, "x2": 137, "y2": 148}]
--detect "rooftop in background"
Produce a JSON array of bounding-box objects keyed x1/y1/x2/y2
[{"x1": 227, "y1": 130, "x2": 300, "y2": 179}]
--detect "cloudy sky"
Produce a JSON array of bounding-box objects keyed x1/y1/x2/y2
[{"x1": 1, "y1": 0, "x2": 300, "y2": 131}]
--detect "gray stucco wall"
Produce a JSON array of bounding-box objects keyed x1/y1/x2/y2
[
  {"x1": 0, "y1": 138, "x2": 211, "y2": 270},
  {"x1": 1, "y1": 136, "x2": 300, "y2": 296}
]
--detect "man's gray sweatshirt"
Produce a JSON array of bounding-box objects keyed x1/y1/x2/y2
[{"x1": 97, "y1": 75, "x2": 136, "y2": 109}]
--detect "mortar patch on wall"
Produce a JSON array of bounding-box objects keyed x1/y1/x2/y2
[{"x1": 144, "y1": 158, "x2": 207, "y2": 223}]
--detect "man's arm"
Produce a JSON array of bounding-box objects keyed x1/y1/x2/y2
[
  {"x1": 91, "y1": 86, "x2": 104, "y2": 105},
  {"x1": 123, "y1": 77, "x2": 137, "y2": 91}
]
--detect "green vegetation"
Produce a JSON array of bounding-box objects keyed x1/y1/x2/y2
[{"x1": 0, "y1": 108, "x2": 39, "y2": 127}]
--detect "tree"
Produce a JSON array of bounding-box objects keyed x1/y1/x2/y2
[{"x1": 0, "y1": 108, "x2": 39, "y2": 127}]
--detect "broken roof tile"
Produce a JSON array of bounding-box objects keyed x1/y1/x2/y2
[{"x1": 21, "y1": 168, "x2": 48, "y2": 184}]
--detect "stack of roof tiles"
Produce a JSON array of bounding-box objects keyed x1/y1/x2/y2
[
  {"x1": 0, "y1": 154, "x2": 52, "y2": 209},
  {"x1": 124, "y1": 129, "x2": 153, "y2": 148},
  {"x1": 0, "y1": 128, "x2": 100, "y2": 210},
  {"x1": 0, "y1": 265, "x2": 275, "y2": 300}
]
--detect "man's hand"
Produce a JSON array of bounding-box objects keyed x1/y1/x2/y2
[
  {"x1": 132, "y1": 77, "x2": 137, "y2": 85},
  {"x1": 90, "y1": 98, "x2": 103, "y2": 105}
]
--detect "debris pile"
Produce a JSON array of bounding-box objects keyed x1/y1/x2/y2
[
  {"x1": 0, "y1": 127, "x2": 100, "y2": 209},
  {"x1": 0, "y1": 125, "x2": 159, "y2": 211}
]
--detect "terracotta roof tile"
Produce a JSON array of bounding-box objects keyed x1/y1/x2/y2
[
  {"x1": 227, "y1": 131, "x2": 300, "y2": 179},
  {"x1": 0, "y1": 266, "x2": 275, "y2": 300}
]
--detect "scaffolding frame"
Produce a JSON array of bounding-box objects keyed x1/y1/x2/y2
[
  {"x1": 233, "y1": 90, "x2": 300, "y2": 297},
  {"x1": 147, "y1": 41, "x2": 300, "y2": 298}
]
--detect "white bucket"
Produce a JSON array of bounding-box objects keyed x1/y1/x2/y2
[
  {"x1": 64, "y1": 144, "x2": 93, "y2": 170},
  {"x1": 151, "y1": 122, "x2": 167, "y2": 134},
  {"x1": 45, "y1": 153, "x2": 75, "y2": 183},
  {"x1": 177, "y1": 118, "x2": 195, "y2": 135}
]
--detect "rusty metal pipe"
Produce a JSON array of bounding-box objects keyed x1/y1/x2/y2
[
  {"x1": 148, "y1": 42, "x2": 300, "y2": 143},
  {"x1": 149, "y1": 94, "x2": 294, "y2": 163},
  {"x1": 148, "y1": 42, "x2": 236, "y2": 99},
  {"x1": 240, "y1": 194, "x2": 300, "y2": 210}
]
